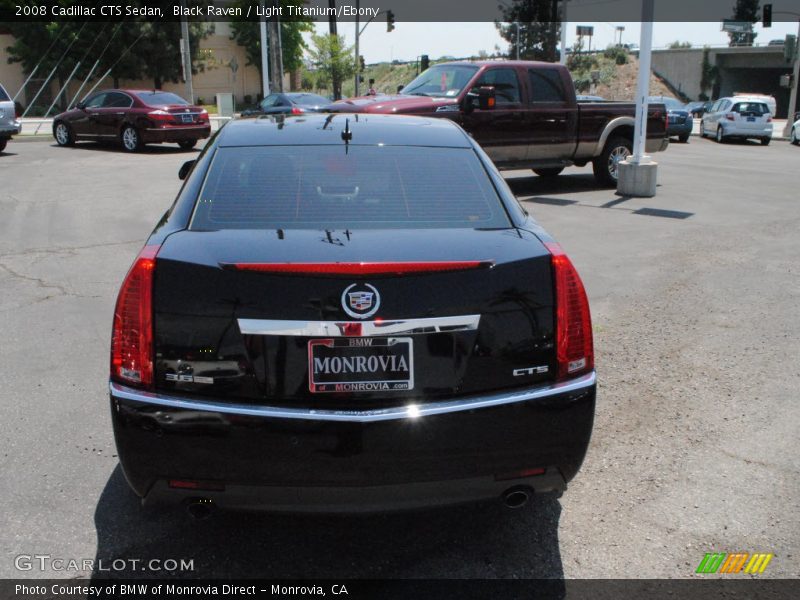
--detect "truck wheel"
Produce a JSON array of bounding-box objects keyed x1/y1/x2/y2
[
  {"x1": 593, "y1": 136, "x2": 631, "y2": 186},
  {"x1": 0, "y1": 138, "x2": 7, "y2": 153},
  {"x1": 760, "y1": 137, "x2": 770, "y2": 146},
  {"x1": 533, "y1": 167, "x2": 564, "y2": 178}
]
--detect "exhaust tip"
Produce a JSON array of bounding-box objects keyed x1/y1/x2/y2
[
  {"x1": 502, "y1": 486, "x2": 532, "y2": 509},
  {"x1": 185, "y1": 498, "x2": 215, "y2": 520}
]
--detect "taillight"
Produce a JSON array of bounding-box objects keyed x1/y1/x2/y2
[
  {"x1": 110, "y1": 244, "x2": 160, "y2": 388},
  {"x1": 725, "y1": 113, "x2": 735, "y2": 121},
  {"x1": 198, "y1": 109, "x2": 209, "y2": 122},
  {"x1": 544, "y1": 242, "x2": 594, "y2": 380},
  {"x1": 291, "y1": 106, "x2": 305, "y2": 115},
  {"x1": 766, "y1": 115, "x2": 772, "y2": 123},
  {"x1": 148, "y1": 109, "x2": 173, "y2": 123}
]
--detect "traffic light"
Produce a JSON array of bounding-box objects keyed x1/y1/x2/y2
[
  {"x1": 420, "y1": 55, "x2": 430, "y2": 71},
  {"x1": 359, "y1": 55, "x2": 365, "y2": 72},
  {"x1": 387, "y1": 10, "x2": 395, "y2": 32},
  {"x1": 762, "y1": 4, "x2": 772, "y2": 28}
]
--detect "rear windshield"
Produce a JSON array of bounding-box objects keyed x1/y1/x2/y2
[
  {"x1": 0, "y1": 84, "x2": 9, "y2": 101},
  {"x1": 292, "y1": 94, "x2": 329, "y2": 106},
  {"x1": 190, "y1": 145, "x2": 510, "y2": 230},
  {"x1": 732, "y1": 102, "x2": 768, "y2": 115},
  {"x1": 136, "y1": 91, "x2": 189, "y2": 106}
]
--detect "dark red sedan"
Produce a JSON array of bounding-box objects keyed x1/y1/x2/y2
[{"x1": 52, "y1": 89, "x2": 211, "y2": 152}]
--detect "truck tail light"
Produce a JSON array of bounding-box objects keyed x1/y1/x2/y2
[
  {"x1": 544, "y1": 242, "x2": 594, "y2": 380},
  {"x1": 111, "y1": 245, "x2": 160, "y2": 388}
]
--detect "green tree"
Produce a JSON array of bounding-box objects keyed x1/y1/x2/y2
[
  {"x1": 728, "y1": 0, "x2": 759, "y2": 47},
  {"x1": 228, "y1": 0, "x2": 312, "y2": 77},
  {"x1": 495, "y1": 0, "x2": 561, "y2": 62},
  {"x1": 306, "y1": 33, "x2": 355, "y2": 95},
  {"x1": 668, "y1": 40, "x2": 692, "y2": 49}
]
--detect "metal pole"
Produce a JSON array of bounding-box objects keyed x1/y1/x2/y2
[
  {"x1": 180, "y1": 0, "x2": 193, "y2": 102},
  {"x1": 560, "y1": 1, "x2": 567, "y2": 65},
  {"x1": 782, "y1": 19, "x2": 800, "y2": 135},
  {"x1": 20, "y1": 63, "x2": 60, "y2": 118},
  {"x1": 12, "y1": 65, "x2": 39, "y2": 102},
  {"x1": 260, "y1": 1, "x2": 270, "y2": 97},
  {"x1": 34, "y1": 61, "x2": 81, "y2": 133},
  {"x1": 632, "y1": 1, "x2": 654, "y2": 164},
  {"x1": 69, "y1": 59, "x2": 100, "y2": 107},
  {"x1": 276, "y1": 8, "x2": 284, "y2": 90},
  {"x1": 355, "y1": 0, "x2": 360, "y2": 96}
]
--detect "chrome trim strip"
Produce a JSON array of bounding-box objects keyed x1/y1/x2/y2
[
  {"x1": 237, "y1": 315, "x2": 481, "y2": 337},
  {"x1": 109, "y1": 371, "x2": 595, "y2": 423}
]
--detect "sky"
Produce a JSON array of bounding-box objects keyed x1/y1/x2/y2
[{"x1": 304, "y1": 21, "x2": 799, "y2": 63}]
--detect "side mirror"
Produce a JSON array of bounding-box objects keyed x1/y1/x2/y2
[
  {"x1": 76, "y1": 101, "x2": 86, "y2": 110},
  {"x1": 396, "y1": 85, "x2": 404, "y2": 93},
  {"x1": 462, "y1": 86, "x2": 496, "y2": 113},
  {"x1": 178, "y1": 160, "x2": 196, "y2": 180}
]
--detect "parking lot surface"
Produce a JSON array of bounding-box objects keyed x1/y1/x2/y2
[{"x1": 0, "y1": 136, "x2": 798, "y2": 579}]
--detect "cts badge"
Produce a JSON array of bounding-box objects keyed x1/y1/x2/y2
[{"x1": 341, "y1": 283, "x2": 380, "y2": 319}]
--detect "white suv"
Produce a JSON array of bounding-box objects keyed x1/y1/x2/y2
[
  {"x1": 700, "y1": 97, "x2": 773, "y2": 145},
  {"x1": 0, "y1": 82, "x2": 21, "y2": 153}
]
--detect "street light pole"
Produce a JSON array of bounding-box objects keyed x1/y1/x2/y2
[
  {"x1": 560, "y1": 1, "x2": 568, "y2": 65},
  {"x1": 180, "y1": 0, "x2": 193, "y2": 102},
  {"x1": 260, "y1": 0, "x2": 270, "y2": 97},
  {"x1": 355, "y1": 0, "x2": 360, "y2": 96}
]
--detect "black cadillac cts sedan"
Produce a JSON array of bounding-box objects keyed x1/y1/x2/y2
[{"x1": 109, "y1": 113, "x2": 596, "y2": 514}]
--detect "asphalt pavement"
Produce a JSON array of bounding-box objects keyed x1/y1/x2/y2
[{"x1": 0, "y1": 135, "x2": 797, "y2": 580}]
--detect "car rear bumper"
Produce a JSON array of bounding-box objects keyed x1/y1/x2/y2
[
  {"x1": 0, "y1": 121, "x2": 21, "y2": 137},
  {"x1": 110, "y1": 372, "x2": 596, "y2": 513},
  {"x1": 142, "y1": 124, "x2": 210, "y2": 143},
  {"x1": 721, "y1": 124, "x2": 772, "y2": 138},
  {"x1": 646, "y1": 136, "x2": 669, "y2": 153},
  {"x1": 666, "y1": 121, "x2": 693, "y2": 136}
]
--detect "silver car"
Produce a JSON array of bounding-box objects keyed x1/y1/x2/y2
[
  {"x1": 0, "y1": 82, "x2": 21, "y2": 153},
  {"x1": 700, "y1": 97, "x2": 772, "y2": 145}
]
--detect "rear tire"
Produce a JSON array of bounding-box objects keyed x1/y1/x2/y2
[
  {"x1": 792, "y1": 127, "x2": 799, "y2": 146},
  {"x1": 678, "y1": 133, "x2": 690, "y2": 143},
  {"x1": 715, "y1": 127, "x2": 725, "y2": 143},
  {"x1": 533, "y1": 167, "x2": 564, "y2": 178},
  {"x1": 121, "y1": 125, "x2": 143, "y2": 152},
  {"x1": 178, "y1": 139, "x2": 197, "y2": 150},
  {"x1": 760, "y1": 137, "x2": 770, "y2": 146},
  {"x1": 0, "y1": 138, "x2": 6, "y2": 153},
  {"x1": 593, "y1": 136, "x2": 631, "y2": 186},
  {"x1": 54, "y1": 121, "x2": 75, "y2": 147}
]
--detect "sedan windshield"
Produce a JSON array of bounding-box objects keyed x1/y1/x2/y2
[
  {"x1": 401, "y1": 65, "x2": 479, "y2": 98},
  {"x1": 292, "y1": 94, "x2": 330, "y2": 106},
  {"x1": 191, "y1": 145, "x2": 510, "y2": 230}
]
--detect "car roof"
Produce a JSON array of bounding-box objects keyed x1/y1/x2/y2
[{"x1": 218, "y1": 114, "x2": 473, "y2": 148}]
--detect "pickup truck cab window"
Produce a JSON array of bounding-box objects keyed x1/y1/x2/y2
[
  {"x1": 401, "y1": 64, "x2": 478, "y2": 98},
  {"x1": 473, "y1": 68, "x2": 521, "y2": 104},
  {"x1": 528, "y1": 69, "x2": 566, "y2": 103}
]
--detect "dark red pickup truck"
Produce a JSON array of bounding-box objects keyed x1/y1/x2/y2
[{"x1": 331, "y1": 60, "x2": 669, "y2": 185}]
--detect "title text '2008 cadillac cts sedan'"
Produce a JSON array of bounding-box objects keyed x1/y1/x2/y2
[{"x1": 109, "y1": 113, "x2": 596, "y2": 514}]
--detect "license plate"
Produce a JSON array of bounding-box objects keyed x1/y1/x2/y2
[
  {"x1": 747, "y1": 117, "x2": 755, "y2": 122},
  {"x1": 181, "y1": 114, "x2": 194, "y2": 123},
  {"x1": 308, "y1": 337, "x2": 413, "y2": 393}
]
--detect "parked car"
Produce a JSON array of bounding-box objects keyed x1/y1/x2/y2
[
  {"x1": 685, "y1": 100, "x2": 712, "y2": 118},
  {"x1": 576, "y1": 94, "x2": 606, "y2": 102},
  {"x1": 109, "y1": 114, "x2": 596, "y2": 514},
  {"x1": 241, "y1": 92, "x2": 331, "y2": 116},
  {"x1": 733, "y1": 93, "x2": 776, "y2": 117},
  {"x1": 329, "y1": 61, "x2": 669, "y2": 185},
  {"x1": 0, "y1": 82, "x2": 21, "y2": 153},
  {"x1": 700, "y1": 97, "x2": 772, "y2": 145},
  {"x1": 791, "y1": 116, "x2": 800, "y2": 146},
  {"x1": 649, "y1": 96, "x2": 692, "y2": 143},
  {"x1": 52, "y1": 89, "x2": 210, "y2": 152}
]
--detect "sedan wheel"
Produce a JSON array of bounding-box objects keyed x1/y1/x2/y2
[
  {"x1": 716, "y1": 127, "x2": 725, "y2": 143},
  {"x1": 0, "y1": 138, "x2": 6, "y2": 153},
  {"x1": 121, "y1": 126, "x2": 142, "y2": 152},
  {"x1": 54, "y1": 122, "x2": 74, "y2": 147},
  {"x1": 792, "y1": 127, "x2": 799, "y2": 146},
  {"x1": 178, "y1": 140, "x2": 197, "y2": 150}
]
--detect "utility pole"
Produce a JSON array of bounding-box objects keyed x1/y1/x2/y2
[
  {"x1": 560, "y1": 0, "x2": 568, "y2": 65},
  {"x1": 783, "y1": 19, "x2": 800, "y2": 135},
  {"x1": 268, "y1": 14, "x2": 282, "y2": 92},
  {"x1": 179, "y1": 0, "x2": 193, "y2": 101},
  {"x1": 260, "y1": 0, "x2": 270, "y2": 97},
  {"x1": 355, "y1": 0, "x2": 360, "y2": 96}
]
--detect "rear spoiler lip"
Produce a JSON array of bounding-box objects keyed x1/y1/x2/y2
[{"x1": 219, "y1": 260, "x2": 495, "y2": 276}]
